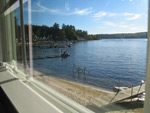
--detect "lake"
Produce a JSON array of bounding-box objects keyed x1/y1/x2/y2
[{"x1": 33, "y1": 39, "x2": 147, "y2": 91}]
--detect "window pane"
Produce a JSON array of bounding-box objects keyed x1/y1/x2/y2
[
  {"x1": 0, "y1": 0, "x2": 148, "y2": 112},
  {"x1": 28, "y1": 0, "x2": 148, "y2": 112}
]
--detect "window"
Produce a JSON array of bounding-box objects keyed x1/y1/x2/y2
[{"x1": 0, "y1": 0, "x2": 149, "y2": 113}]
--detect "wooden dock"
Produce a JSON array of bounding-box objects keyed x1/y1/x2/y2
[
  {"x1": 33, "y1": 53, "x2": 62, "y2": 60},
  {"x1": 91, "y1": 84, "x2": 145, "y2": 108}
]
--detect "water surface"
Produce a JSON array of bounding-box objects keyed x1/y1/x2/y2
[{"x1": 33, "y1": 39, "x2": 147, "y2": 91}]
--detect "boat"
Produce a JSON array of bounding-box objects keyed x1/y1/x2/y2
[
  {"x1": 61, "y1": 52, "x2": 70, "y2": 58},
  {"x1": 113, "y1": 86, "x2": 129, "y2": 92},
  {"x1": 136, "y1": 93, "x2": 145, "y2": 102}
]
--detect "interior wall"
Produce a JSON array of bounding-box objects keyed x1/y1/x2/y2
[{"x1": 0, "y1": 15, "x2": 3, "y2": 62}]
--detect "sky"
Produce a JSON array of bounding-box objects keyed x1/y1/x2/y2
[{"x1": 30, "y1": 0, "x2": 148, "y2": 34}]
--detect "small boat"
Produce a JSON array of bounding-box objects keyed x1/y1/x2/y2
[
  {"x1": 136, "y1": 93, "x2": 145, "y2": 102},
  {"x1": 61, "y1": 52, "x2": 70, "y2": 58},
  {"x1": 113, "y1": 86, "x2": 129, "y2": 92}
]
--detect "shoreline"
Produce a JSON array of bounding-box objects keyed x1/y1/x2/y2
[
  {"x1": 33, "y1": 70, "x2": 111, "y2": 106},
  {"x1": 33, "y1": 70, "x2": 144, "y2": 112},
  {"x1": 44, "y1": 74, "x2": 112, "y2": 93}
]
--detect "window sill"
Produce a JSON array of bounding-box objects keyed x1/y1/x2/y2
[{"x1": 0, "y1": 70, "x2": 94, "y2": 113}]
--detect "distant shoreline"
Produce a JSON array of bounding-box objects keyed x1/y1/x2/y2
[
  {"x1": 101, "y1": 37, "x2": 147, "y2": 39},
  {"x1": 27, "y1": 37, "x2": 147, "y2": 47},
  {"x1": 100, "y1": 32, "x2": 147, "y2": 39}
]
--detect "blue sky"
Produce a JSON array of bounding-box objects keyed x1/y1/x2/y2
[{"x1": 30, "y1": 0, "x2": 148, "y2": 34}]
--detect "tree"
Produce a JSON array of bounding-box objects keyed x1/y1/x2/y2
[
  {"x1": 58, "y1": 30, "x2": 66, "y2": 40},
  {"x1": 53, "y1": 23, "x2": 59, "y2": 30},
  {"x1": 41, "y1": 25, "x2": 49, "y2": 39},
  {"x1": 52, "y1": 23, "x2": 60, "y2": 40},
  {"x1": 62, "y1": 24, "x2": 66, "y2": 30},
  {"x1": 66, "y1": 30, "x2": 78, "y2": 40},
  {"x1": 29, "y1": 23, "x2": 102, "y2": 42}
]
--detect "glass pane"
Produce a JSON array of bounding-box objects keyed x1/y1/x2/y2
[
  {"x1": 0, "y1": 0, "x2": 148, "y2": 112},
  {"x1": 14, "y1": 3, "x2": 24, "y2": 71},
  {"x1": 0, "y1": 0, "x2": 28, "y2": 73},
  {"x1": 0, "y1": 0, "x2": 18, "y2": 64},
  {"x1": 30, "y1": 0, "x2": 148, "y2": 112}
]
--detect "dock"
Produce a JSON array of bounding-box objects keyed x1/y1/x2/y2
[
  {"x1": 33, "y1": 53, "x2": 62, "y2": 60},
  {"x1": 91, "y1": 84, "x2": 145, "y2": 108}
]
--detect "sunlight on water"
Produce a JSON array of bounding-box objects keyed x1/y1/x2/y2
[{"x1": 33, "y1": 39, "x2": 147, "y2": 91}]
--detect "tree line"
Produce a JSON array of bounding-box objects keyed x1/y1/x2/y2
[
  {"x1": 24, "y1": 23, "x2": 101, "y2": 42},
  {"x1": 100, "y1": 32, "x2": 147, "y2": 39}
]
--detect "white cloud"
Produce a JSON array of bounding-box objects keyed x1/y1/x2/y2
[
  {"x1": 103, "y1": 21, "x2": 128, "y2": 29},
  {"x1": 103, "y1": 21, "x2": 117, "y2": 27},
  {"x1": 93, "y1": 11, "x2": 107, "y2": 18},
  {"x1": 101, "y1": 21, "x2": 146, "y2": 33},
  {"x1": 34, "y1": 2, "x2": 92, "y2": 16},
  {"x1": 93, "y1": 11, "x2": 141, "y2": 21},
  {"x1": 123, "y1": 13, "x2": 141, "y2": 20},
  {"x1": 93, "y1": 11, "x2": 117, "y2": 20},
  {"x1": 127, "y1": 14, "x2": 141, "y2": 20},
  {"x1": 123, "y1": 13, "x2": 132, "y2": 16},
  {"x1": 119, "y1": 25, "x2": 128, "y2": 28},
  {"x1": 37, "y1": 2, "x2": 59, "y2": 13},
  {"x1": 73, "y1": 7, "x2": 92, "y2": 15},
  {"x1": 129, "y1": 0, "x2": 132, "y2": 2},
  {"x1": 108, "y1": 12, "x2": 117, "y2": 17},
  {"x1": 103, "y1": 21, "x2": 129, "y2": 28}
]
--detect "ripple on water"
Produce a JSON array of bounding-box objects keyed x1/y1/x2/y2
[{"x1": 33, "y1": 39, "x2": 147, "y2": 90}]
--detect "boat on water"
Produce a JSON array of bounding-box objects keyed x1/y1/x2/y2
[
  {"x1": 136, "y1": 93, "x2": 145, "y2": 101},
  {"x1": 61, "y1": 52, "x2": 70, "y2": 58},
  {"x1": 112, "y1": 80, "x2": 145, "y2": 102},
  {"x1": 113, "y1": 86, "x2": 129, "y2": 92},
  {"x1": 113, "y1": 80, "x2": 145, "y2": 92}
]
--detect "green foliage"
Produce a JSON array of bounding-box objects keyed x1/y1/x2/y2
[
  {"x1": 24, "y1": 23, "x2": 101, "y2": 41},
  {"x1": 88, "y1": 34, "x2": 101, "y2": 40}
]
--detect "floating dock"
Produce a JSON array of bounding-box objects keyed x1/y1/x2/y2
[
  {"x1": 91, "y1": 84, "x2": 145, "y2": 108},
  {"x1": 33, "y1": 53, "x2": 62, "y2": 60}
]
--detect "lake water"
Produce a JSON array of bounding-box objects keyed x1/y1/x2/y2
[{"x1": 33, "y1": 39, "x2": 147, "y2": 91}]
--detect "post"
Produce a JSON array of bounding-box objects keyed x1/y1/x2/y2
[
  {"x1": 137, "y1": 80, "x2": 144, "y2": 94},
  {"x1": 19, "y1": 0, "x2": 27, "y2": 74},
  {"x1": 28, "y1": 0, "x2": 33, "y2": 76},
  {"x1": 131, "y1": 83, "x2": 133, "y2": 108},
  {"x1": 144, "y1": 0, "x2": 150, "y2": 112},
  {"x1": 0, "y1": 15, "x2": 3, "y2": 62},
  {"x1": 118, "y1": 80, "x2": 120, "y2": 88},
  {"x1": 72, "y1": 64, "x2": 75, "y2": 75},
  {"x1": 61, "y1": 49, "x2": 62, "y2": 54},
  {"x1": 84, "y1": 66, "x2": 86, "y2": 75},
  {"x1": 78, "y1": 65, "x2": 80, "y2": 76}
]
